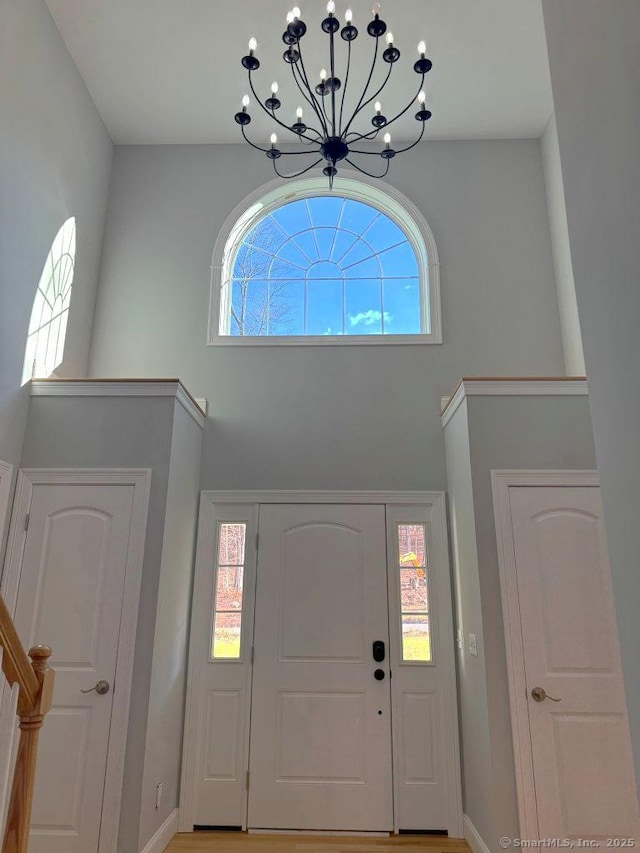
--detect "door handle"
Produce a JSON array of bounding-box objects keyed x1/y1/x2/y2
[
  {"x1": 81, "y1": 680, "x2": 110, "y2": 696},
  {"x1": 531, "y1": 686, "x2": 561, "y2": 703},
  {"x1": 372, "y1": 640, "x2": 385, "y2": 663},
  {"x1": 374, "y1": 669, "x2": 385, "y2": 681}
]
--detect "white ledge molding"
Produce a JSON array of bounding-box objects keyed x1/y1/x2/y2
[
  {"x1": 441, "y1": 376, "x2": 588, "y2": 428},
  {"x1": 30, "y1": 378, "x2": 206, "y2": 429}
]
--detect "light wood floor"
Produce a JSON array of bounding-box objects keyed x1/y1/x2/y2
[{"x1": 164, "y1": 832, "x2": 471, "y2": 853}]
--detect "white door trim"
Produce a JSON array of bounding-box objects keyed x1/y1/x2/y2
[
  {"x1": 491, "y1": 469, "x2": 599, "y2": 839},
  {"x1": 0, "y1": 467, "x2": 152, "y2": 853},
  {"x1": 179, "y1": 490, "x2": 463, "y2": 838},
  {"x1": 0, "y1": 460, "x2": 13, "y2": 548},
  {"x1": 198, "y1": 490, "x2": 445, "y2": 505}
]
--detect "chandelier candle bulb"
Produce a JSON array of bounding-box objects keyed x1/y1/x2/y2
[
  {"x1": 296, "y1": 106, "x2": 303, "y2": 118},
  {"x1": 242, "y1": 95, "x2": 250, "y2": 108},
  {"x1": 271, "y1": 82, "x2": 279, "y2": 94},
  {"x1": 418, "y1": 40, "x2": 426, "y2": 56},
  {"x1": 270, "y1": 133, "x2": 278, "y2": 146},
  {"x1": 320, "y1": 68, "x2": 328, "y2": 81},
  {"x1": 326, "y1": 1, "x2": 335, "y2": 15},
  {"x1": 248, "y1": 37, "x2": 257, "y2": 53},
  {"x1": 372, "y1": 3, "x2": 381, "y2": 16},
  {"x1": 384, "y1": 132, "x2": 391, "y2": 146},
  {"x1": 345, "y1": 8, "x2": 353, "y2": 22},
  {"x1": 286, "y1": 11, "x2": 294, "y2": 23},
  {"x1": 375, "y1": 101, "x2": 382, "y2": 114},
  {"x1": 291, "y1": 7, "x2": 300, "y2": 19},
  {"x1": 385, "y1": 32, "x2": 394, "y2": 45},
  {"x1": 417, "y1": 91, "x2": 426, "y2": 104}
]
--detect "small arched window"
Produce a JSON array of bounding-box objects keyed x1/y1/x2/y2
[
  {"x1": 210, "y1": 177, "x2": 440, "y2": 344},
  {"x1": 22, "y1": 217, "x2": 76, "y2": 384}
]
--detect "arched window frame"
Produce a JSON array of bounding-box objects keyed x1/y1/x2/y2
[
  {"x1": 21, "y1": 217, "x2": 77, "y2": 384},
  {"x1": 209, "y1": 175, "x2": 441, "y2": 345}
]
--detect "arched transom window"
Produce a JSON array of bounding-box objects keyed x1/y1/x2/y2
[
  {"x1": 212, "y1": 178, "x2": 441, "y2": 344},
  {"x1": 22, "y1": 217, "x2": 76, "y2": 384}
]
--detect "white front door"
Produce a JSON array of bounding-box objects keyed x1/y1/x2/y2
[
  {"x1": 180, "y1": 494, "x2": 462, "y2": 837},
  {"x1": 248, "y1": 504, "x2": 393, "y2": 832},
  {"x1": 509, "y1": 485, "x2": 640, "y2": 839},
  {"x1": 5, "y1": 482, "x2": 138, "y2": 853}
]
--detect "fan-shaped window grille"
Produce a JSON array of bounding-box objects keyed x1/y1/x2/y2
[
  {"x1": 213, "y1": 180, "x2": 440, "y2": 344},
  {"x1": 22, "y1": 217, "x2": 76, "y2": 384}
]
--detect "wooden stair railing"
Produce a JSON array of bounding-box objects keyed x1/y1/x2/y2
[{"x1": 0, "y1": 593, "x2": 54, "y2": 853}]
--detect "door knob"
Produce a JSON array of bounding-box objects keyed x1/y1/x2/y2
[
  {"x1": 531, "y1": 686, "x2": 561, "y2": 703},
  {"x1": 81, "y1": 680, "x2": 110, "y2": 696},
  {"x1": 374, "y1": 669, "x2": 385, "y2": 681}
]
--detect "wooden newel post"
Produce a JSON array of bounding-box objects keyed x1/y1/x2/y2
[{"x1": 2, "y1": 645, "x2": 55, "y2": 853}]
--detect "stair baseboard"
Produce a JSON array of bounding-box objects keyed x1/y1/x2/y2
[
  {"x1": 463, "y1": 814, "x2": 491, "y2": 853},
  {"x1": 139, "y1": 808, "x2": 178, "y2": 853}
]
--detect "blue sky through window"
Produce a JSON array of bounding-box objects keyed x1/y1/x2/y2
[{"x1": 228, "y1": 196, "x2": 421, "y2": 337}]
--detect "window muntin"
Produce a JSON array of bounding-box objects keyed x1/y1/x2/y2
[
  {"x1": 212, "y1": 523, "x2": 247, "y2": 659},
  {"x1": 397, "y1": 523, "x2": 431, "y2": 662},
  {"x1": 222, "y1": 195, "x2": 423, "y2": 339},
  {"x1": 22, "y1": 217, "x2": 76, "y2": 385}
]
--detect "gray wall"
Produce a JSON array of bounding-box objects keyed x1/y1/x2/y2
[
  {"x1": 445, "y1": 394, "x2": 597, "y2": 849},
  {"x1": 444, "y1": 399, "x2": 492, "y2": 845},
  {"x1": 138, "y1": 403, "x2": 202, "y2": 849},
  {"x1": 0, "y1": 0, "x2": 112, "y2": 481},
  {"x1": 542, "y1": 0, "x2": 640, "y2": 786},
  {"x1": 540, "y1": 115, "x2": 585, "y2": 375},
  {"x1": 20, "y1": 394, "x2": 176, "y2": 853},
  {"x1": 89, "y1": 141, "x2": 566, "y2": 492}
]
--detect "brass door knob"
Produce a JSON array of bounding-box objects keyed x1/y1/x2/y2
[
  {"x1": 81, "y1": 680, "x2": 110, "y2": 696},
  {"x1": 531, "y1": 686, "x2": 561, "y2": 703}
]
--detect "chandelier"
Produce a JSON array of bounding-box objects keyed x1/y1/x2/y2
[{"x1": 234, "y1": 2, "x2": 432, "y2": 186}]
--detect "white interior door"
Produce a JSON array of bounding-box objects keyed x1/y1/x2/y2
[
  {"x1": 4, "y1": 482, "x2": 138, "y2": 853},
  {"x1": 248, "y1": 504, "x2": 393, "y2": 832},
  {"x1": 509, "y1": 485, "x2": 640, "y2": 839}
]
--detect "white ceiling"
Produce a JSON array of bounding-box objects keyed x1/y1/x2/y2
[{"x1": 44, "y1": 0, "x2": 553, "y2": 145}]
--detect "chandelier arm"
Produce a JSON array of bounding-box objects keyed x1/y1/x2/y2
[
  {"x1": 346, "y1": 126, "x2": 381, "y2": 143},
  {"x1": 295, "y1": 39, "x2": 330, "y2": 137},
  {"x1": 329, "y1": 27, "x2": 337, "y2": 136},
  {"x1": 354, "y1": 74, "x2": 426, "y2": 141},
  {"x1": 390, "y1": 122, "x2": 426, "y2": 154},
  {"x1": 345, "y1": 61, "x2": 393, "y2": 134},
  {"x1": 242, "y1": 125, "x2": 319, "y2": 158},
  {"x1": 248, "y1": 71, "x2": 320, "y2": 145},
  {"x1": 338, "y1": 39, "x2": 352, "y2": 134},
  {"x1": 342, "y1": 36, "x2": 380, "y2": 137},
  {"x1": 272, "y1": 158, "x2": 324, "y2": 179},
  {"x1": 319, "y1": 92, "x2": 333, "y2": 133},
  {"x1": 241, "y1": 125, "x2": 272, "y2": 153},
  {"x1": 344, "y1": 156, "x2": 391, "y2": 180},
  {"x1": 289, "y1": 62, "x2": 327, "y2": 139}
]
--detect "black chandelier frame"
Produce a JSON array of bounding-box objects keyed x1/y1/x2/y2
[{"x1": 234, "y1": 6, "x2": 433, "y2": 186}]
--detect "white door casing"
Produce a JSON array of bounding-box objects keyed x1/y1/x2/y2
[
  {"x1": 0, "y1": 461, "x2": 12, "y2": 545},
  {"x1": 0, "y1": 469, "x2": 150, "y2": 853},
  {"x1": 493, "y1": 471, "x2": 640, "y2": 841},
  {"x1": 179, "y1": 491, "x2": 462, "y2": 837},
  {"x1": 249, "y1": 504, "x2": 393, "y2": 832}
]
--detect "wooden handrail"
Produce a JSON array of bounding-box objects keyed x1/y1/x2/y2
[
  {"x1": 0, "y1": 594, "x2": 55, "y2": 853},
  {"x1": 0, "y1": 597, "x2": 39, "y2": 714}
]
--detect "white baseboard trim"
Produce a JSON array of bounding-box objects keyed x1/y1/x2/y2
[
  {"x1": 464, "y1": 814, "x2": 492, "y2": 853},
  {"x1": 139, "y1": 809, "x2": 178, "y2": 853}
]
